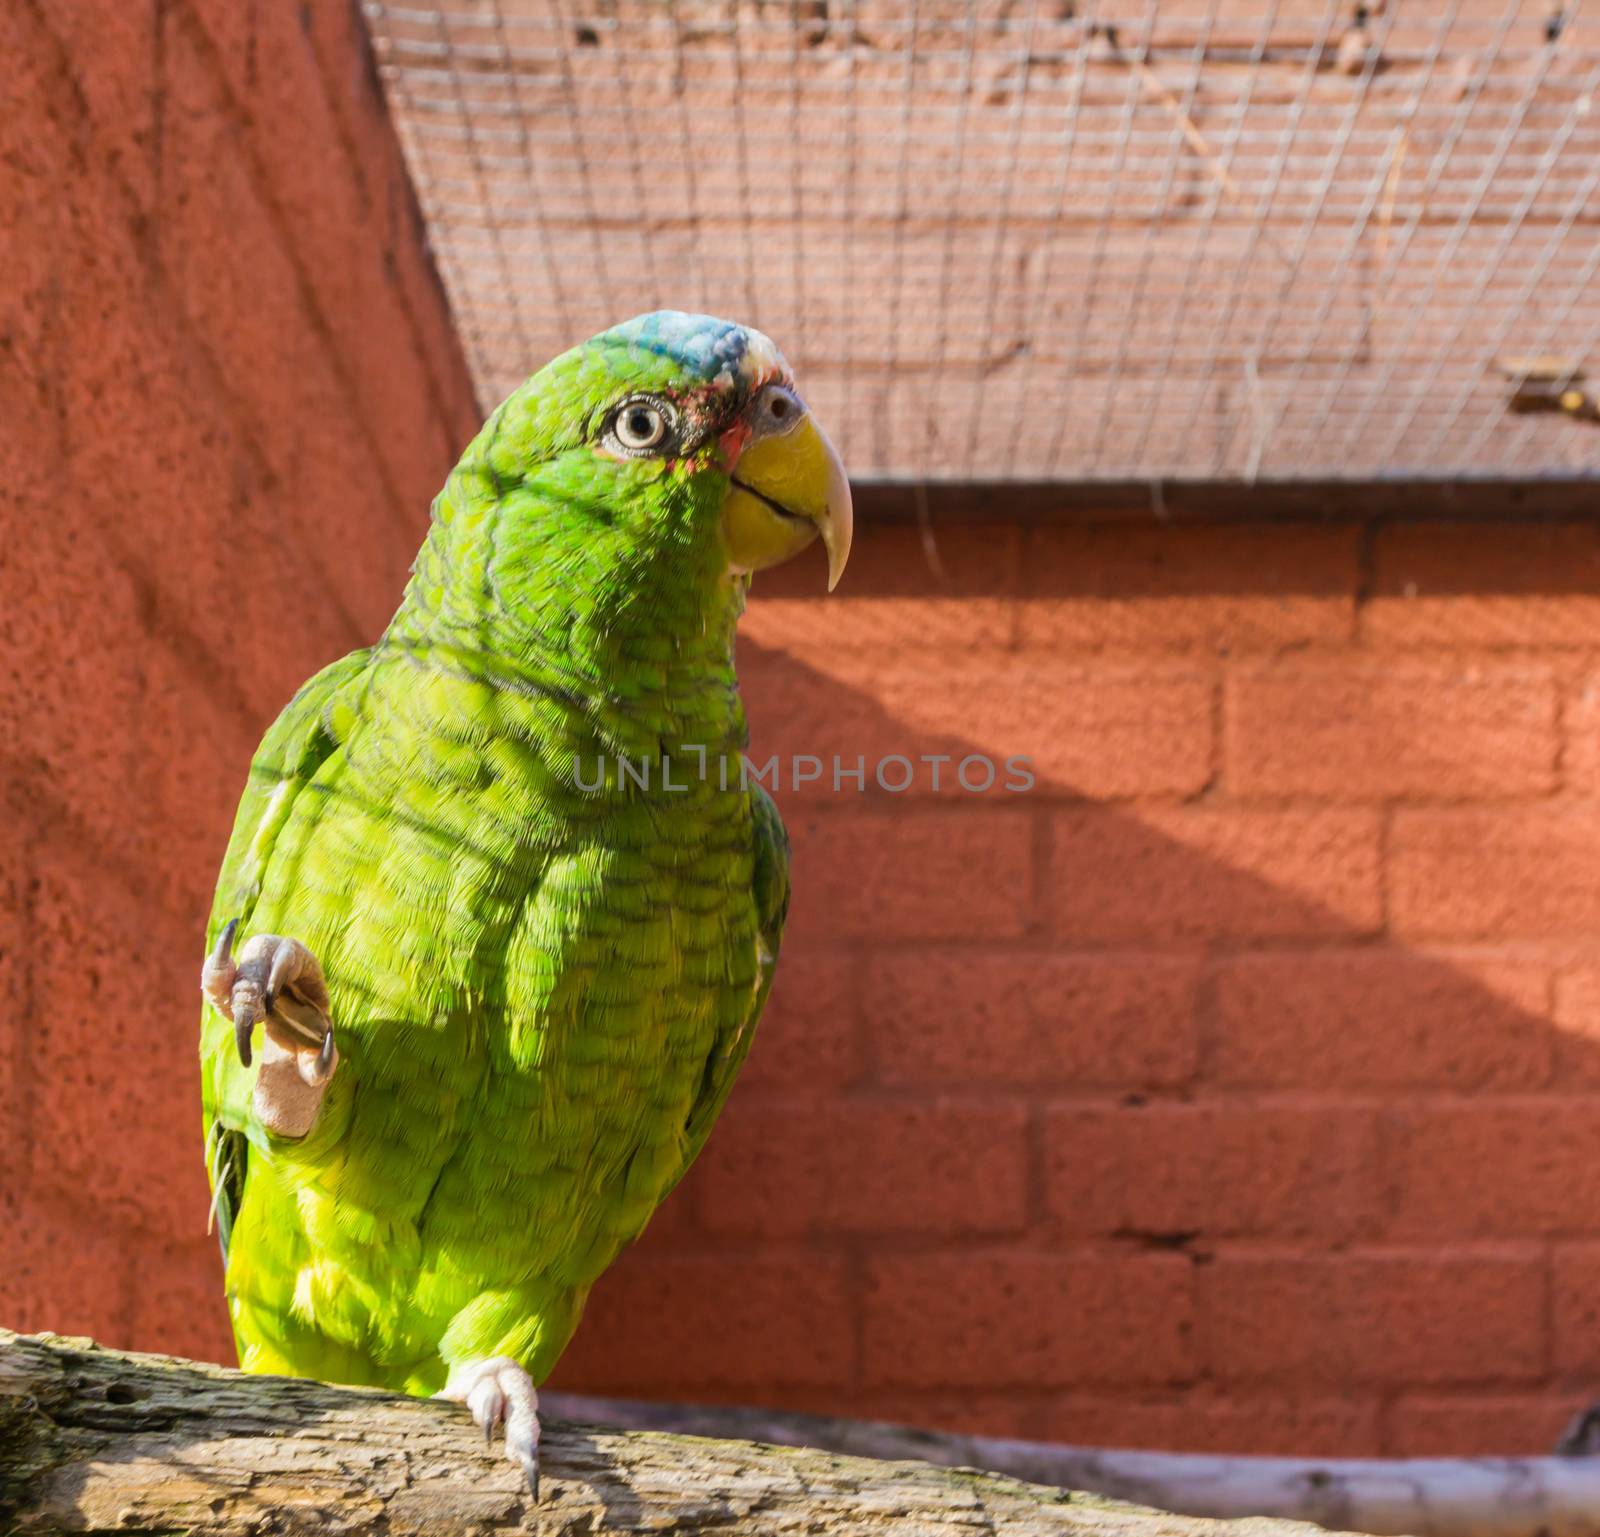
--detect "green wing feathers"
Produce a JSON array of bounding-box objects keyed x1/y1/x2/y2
[
  {"x1": 678, "y1": 781, "x2": 789, "y2": 1176},
  {"x1": 197, "y1": 647, "x2": 790, "y2": 1380},
  {"x1": 200, "y1": 650, "x2": 368, "y2": 1259}
]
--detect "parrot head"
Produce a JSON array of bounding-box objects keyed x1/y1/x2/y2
[{"x1": 479, "y1": 310, "x2": 853, "y2": 594}]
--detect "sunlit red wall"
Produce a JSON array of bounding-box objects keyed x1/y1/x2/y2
[
  {"x1": 556, "y1": 520, "x2": 1600, "y2": 1458},
  {"x1": 6, "y1": 0, "x2": 1600, "y2": 1462},
  {"x1": 0, "y1": 0, "x2": 477, "y2": 1358}
]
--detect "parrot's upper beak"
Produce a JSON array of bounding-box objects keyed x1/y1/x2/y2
[{"x1": 723, "y1": 413, "x2": 853, "y2": 591}]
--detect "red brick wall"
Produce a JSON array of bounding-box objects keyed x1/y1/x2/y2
[
  {"x1": 6, "y1": 2, "x2": 1600, "y2": 1464},
  {"x1": 551, "y1": 520, "x2": 1600, "y2": 1458},
  {"x1": 0, "y1": 0, "x2": 478, "y2": 1357}
]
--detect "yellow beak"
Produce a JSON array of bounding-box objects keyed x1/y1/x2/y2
[{"x1": 722, "y1": 414, "x2": 853, "y2": 591}]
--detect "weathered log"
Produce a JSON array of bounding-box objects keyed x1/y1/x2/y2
[
  {"x1": 1, "y1": 1330, "x2": 1347, "y2": 1537},
  {"x1": 544, "y1": 1392, "x2": 1600, "y2": 1537}
]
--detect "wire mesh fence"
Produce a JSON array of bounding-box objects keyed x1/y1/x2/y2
[{"x1": 363, "y1": 0, "x2": 1600, "y2": 483}]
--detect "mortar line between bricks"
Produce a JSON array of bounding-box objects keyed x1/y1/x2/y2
[
  {"x1": 1376, "y1": 802, "x2": 1394, "y2": 935},
  {"x1": 813, "y1": 638, "x2": 1600, "y2": 662},
  {"x1": 1022, "y1": 1100, "x2": 1048, "y2": 1235},
  {"x1": 17, "y1": 1, "x2": 374, "y2": 653},
  {"x1": 782, "y1": 788, "x2": 1600, "y2": 810},
  {"x1": 801, "y1": 934, "x2": 1407, "y2": 956},
  {"x1": 695, "y1": 1236, "x2": 1561, "y2": 1262},
  {"x1": 1375, "y1": 1391, "x2": 1398, "y2": 1454},
  {"x1": 1541, "y1": 1239, "x2": 1558, "y2": 1387},
  {"x1": 1556, "y1": 674, "x2": 1576, "y2": 794},
  {"x1": 904, "y1": 509, "x2": 1600, "y2": 534},
  {"x1": 1028, "y1": 800, "x2": 1051, "y2": 940},
  {"x1": 166, "y1": 0, "x2": 437, "y2": 541},
  {"x1": 1204, "y1": 1238, "x2": 1552, "y2": 1260},
  {"x1": 737, "y1": 1086, "x2": 1515, "y2": 1110},
  {"x1": 842, "y1": 945, "x2": 874, "y2": 1091},
  {"x1": 1198, "y1": 668, "x2": 1224, "y2": 803},
  {"x1": 688, "y1": 937, "x2": 1581, "y2": 965},
  {"x1": 1192, "y1": 951, "x2": 1221, "y2": 1091},
  {"x1": 844, "y1": 1238, "x2": 869, "y2": 1395},
  {"x1": 1372, "y1": 1100, "x2": 1403, "y2": 1242},
  {"x1": 1533, "y1": 961, "x2": 1562, "y2": 1091},
  {"x1": 781, "y1": 794, "x2": 1599, "y2": 816}
]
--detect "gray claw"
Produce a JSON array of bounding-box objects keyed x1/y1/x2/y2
[
  {"x1": 211, "y1": 917, "x2": 240, "y2": 967},
  {"x1": 210, "y1": 920, "x2": 253, "y2": 1066},
  {"x1": 316, "y1": 1026, "x2": 336, "y2": 1079},
  {"x1": 527, "y1": 1456, "x2": 539, "y2": 1502}
]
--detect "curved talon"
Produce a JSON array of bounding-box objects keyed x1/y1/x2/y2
[
  {"x1": 233, "y1": 1004, "x2": 255, "y2": 1069},
  {"x1": 438, "y1": 1357, "x2": 540, "y2": 1497},
  {"x1": 202, "y1": 919, "x2": 241, "y2": 1013},
  {"x1": 211, "y1": 918, "x2": 239, "y2": 968}
]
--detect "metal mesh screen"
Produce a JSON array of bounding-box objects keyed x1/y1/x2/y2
[{"x1": 363, "y1": 1, "x2": 1600, "y2": 483}]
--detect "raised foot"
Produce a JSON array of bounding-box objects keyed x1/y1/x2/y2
[
  {"x1": 202, "y1": 920, "x2": 338, "y2": 1138},
  {"x1": 438, "y1": 1356, "x2": 541, "y2": 1498}
]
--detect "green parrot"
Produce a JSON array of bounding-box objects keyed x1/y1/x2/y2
[{"x1": 197, "y1": 311, "x2": 852, "y2": 1490}]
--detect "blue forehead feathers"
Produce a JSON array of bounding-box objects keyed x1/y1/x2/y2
[{"x1": 604, "y1": 311, "x2": 751, "y2": 382}]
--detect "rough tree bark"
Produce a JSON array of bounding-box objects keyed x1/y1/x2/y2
[
  {"x1": 8, "y1": 1331, "x2": 1600, "y2": 1536},
  {"x1": 0, "y1": 1330, "x2": 1347, "y2": 1537},
  {"x1": 545, "y1": 1393, "x2": 1600, "y2": 1537}
]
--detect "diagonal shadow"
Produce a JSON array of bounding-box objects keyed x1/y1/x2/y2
[
  {"x1": 11, "y1": 521, "x2": 1599, "y2": 1463},
  {"x1": 551, "y1": 526, "x2": 1600, "y2": 1460}
]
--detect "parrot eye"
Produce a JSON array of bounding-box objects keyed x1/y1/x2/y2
[
  {"x1": 752, "y1": 384, "x2": 803, "y2": 436},
  {"x1": 608, "y1": 397, "x2": 676, "y2": 456}
]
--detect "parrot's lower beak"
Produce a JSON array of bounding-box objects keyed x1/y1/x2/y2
[{"x1": 723, "y1": 414, "x2": 853, "y2": 590}]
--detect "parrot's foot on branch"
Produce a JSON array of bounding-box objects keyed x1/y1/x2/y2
[
  {"x1": 438, "y1": 1357, "x2": 542, "y2": 1498},
  {"x1": 202, "y1": 920, "x2": 338, "y2": 1139}
]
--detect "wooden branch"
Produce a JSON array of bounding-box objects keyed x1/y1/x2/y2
[
  {"x1": 541, "y1": 1393, "x2": 1600, "y2": 1537},
  {"x1": 9, "y1": 1330, "x2": 1599, "y2": 1537},
  {"x1": 0, "y1": 1330, "x2": 1350, "y2": 1537}
]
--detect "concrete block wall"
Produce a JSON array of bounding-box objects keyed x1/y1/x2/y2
[
  {"x1": 552, "y1": 521, "x2": 1600, "y2": 1458},
  {"x1": 0, "y1": 0, "x2": 478, "y2": 1361},
  {"x1": 5, "y1": 0, "x2": 1600, "y2": 1460}
]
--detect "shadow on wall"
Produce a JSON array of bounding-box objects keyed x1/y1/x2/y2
[
  {"x1": 5, "y1": 518, "x2": 1600, "y2": 1463},
  {"x1": 552, "y1": 519, "x2": 1600, "y2": 1460}
]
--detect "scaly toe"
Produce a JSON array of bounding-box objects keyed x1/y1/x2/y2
[
  {"x1": 506, "y1": 1410, "x2": 540, "y2": 1498},
  {"x1": 439, "y1": 1357, "x2": 541, "y2": 1496},
  {"x1": 465, "y1": 1376, "x2": 506, "y2": 1444}
]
